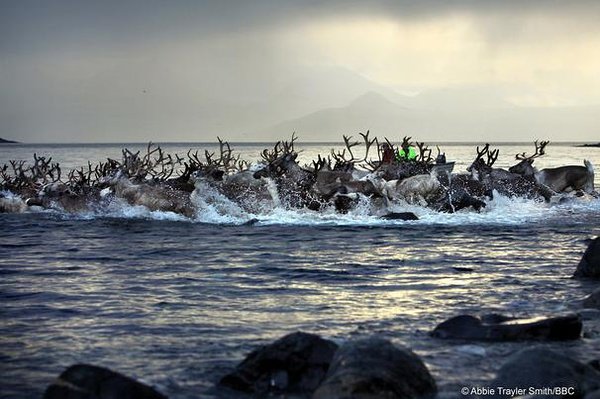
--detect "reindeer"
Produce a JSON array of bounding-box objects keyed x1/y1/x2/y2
[
  {"x1": 467, "y1": 144, "x2": 506, "y2": 181},
  {"x1": 465, "y1": 143, "x2": 553, "y2": 201},
  {"x1": 0, "y1": 154, "x2": 97, "y2": 212},
  {"x1": 509, "y1": 140, "x2": 595, "y2": 194},
  {"x1": 378, "y1": 173, "x2": 442, "y2": 206},
  {"x1": 252, "y1": 134, "x2": 322, "y2": 210},
  {"x1": 98, "y1": 143, "x2": 195, "y2": 217}
]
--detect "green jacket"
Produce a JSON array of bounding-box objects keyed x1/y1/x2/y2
[{"x1": 397, "y1": 146, "x2": 417, "y2": 161}]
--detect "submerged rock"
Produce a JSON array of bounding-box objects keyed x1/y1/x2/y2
[
  {"x1": 431, "y1": 314, "x2": 582, "y2": 341},
  {"x1": 43, "y1": 364, "x2": 167, "y2": 399},
  {"x1": 381, "y1": 212, "x2": 419, "y2": 221},
  {"x1": 574, "y1": 237, "x2": 600, "y2": 279},
  {"x1": 492, "y1": 347, "x2": 600, "y2": 398},
  {"x1": 584, "y1": 288, "x2": 600, "y2": 310},
  {"x1": 219, "y1": 331, "x2": 338, "y2": 395},
  {"x1": 313, "y1": 337, "x2": 437, "y2": 399}
]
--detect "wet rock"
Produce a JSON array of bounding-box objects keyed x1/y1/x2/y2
[
  {"x1": 381, "y1": 212, "x2": 419, "y2": 221},
  {"x1": 431, "y1": 314, "x2": 582, "y2": 341},
  {"x1": 492, "y1": 347, "x2": 600, "y2": 398},
  {"x1": 219, "y1": 331, "x2": 338, "y2": 395},
  {"x1": 313, "y1": 337, "x2": 437, "y2": 399},
  {"x1": 574, "y1": 237, "x2": 600, "y2": 279},
  {"x1": 43, "y1": 364, "x2": 167, "y2": 399},
  {"x1": 584, "y1": 288, "x2": 600, "y2": 309},
  {"x1": 241, "y1": 218, "x2": 260, "y2": 226},
  {"x1": 452, "y1": 267, "x2": 474, "y2": 273}
]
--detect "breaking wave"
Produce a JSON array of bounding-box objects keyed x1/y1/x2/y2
[{"x1": 16, "y1": 186, "x2": 599, "y2": 227}]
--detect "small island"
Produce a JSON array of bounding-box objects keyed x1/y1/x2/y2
[
  {"x1": 577, "y1": 142, "x2": 600, "y2": 148},
  {"x1": 0, "y1": 137, "x2": 19, "y2": 144}
]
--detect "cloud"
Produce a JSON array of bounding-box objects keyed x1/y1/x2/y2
[
  {"x1": 2, "y1": 1, "x2": 599, "y2": 54},
  {"x1": 1, "y1": 1, "x2": 599, "y2": 142}
]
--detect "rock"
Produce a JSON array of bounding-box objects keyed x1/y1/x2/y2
[
  {"x1": 431, "y1": 314, "x2": 582, "y2": 341},
  {"x1": 312, "y1": 337, "x2": 437, "y2": 399},
  {"x1": 219, "y1": 331, "x2": 338, "y2": 395},
  {"x1": 43, "y1": 364, "x2": 167, "y2": 399},
  {"x1": 584, "y1": 288, "x2": 600, "y2": 309},
  {"x1": 492, "y1": 347, "x2": 600, "y2": 398},
  {"x1": 381, "y1": 212, "x2": 419, "y2": 221},
  {"x1": 452, "y1": 267, "x2": 474, "y2": 273},
  {"x1": 574, "y1": 237, "x2": 600, "y2": 279}
]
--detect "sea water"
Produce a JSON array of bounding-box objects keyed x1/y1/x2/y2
[{"x1": 1, "y1": 142, "x2": 599, "y2": 398}]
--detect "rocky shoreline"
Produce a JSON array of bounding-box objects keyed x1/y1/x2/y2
[{"x1": 41, "y1": 237, "x2": 600, "y2": 399}]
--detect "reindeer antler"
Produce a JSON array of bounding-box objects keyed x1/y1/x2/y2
[
  {"x1": 473, "y1": 143, "x2": 499, "y2": 167},
  {"x1": 331, "y1": 131, "x2": 378, "y2": 170},
  {"x1": 415, "y1": 142, "x2": 433, "y2": 164},
  {"x1": 515, "y1": 140, "x2": 550, "y2": 161},
  {"x1": 310, "y1": 154, "x2": 332, "y2": 173}
]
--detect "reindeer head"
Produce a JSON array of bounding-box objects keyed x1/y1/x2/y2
[
  {"x1": 467, "y1": 144, "x2": 499, "y2": 178},
  {"x1": 508, "y1": 140, "x2": 549, "y2": 177},
  {"x1": 254, "y1": 134, "x2": 300, "y2": 179},
  {"x1": 180, "y1": 138, "x2": 245, "y2": 183}
]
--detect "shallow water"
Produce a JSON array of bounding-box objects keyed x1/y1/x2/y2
[{"x1": 1, "y1": 142, "x2": 600, "y2": 398}]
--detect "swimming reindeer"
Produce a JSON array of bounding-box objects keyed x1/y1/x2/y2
[{"x1": 509, "y1": 141, "x2": 595, "y2": 194}]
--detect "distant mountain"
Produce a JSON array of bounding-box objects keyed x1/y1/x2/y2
[
  {"x1": 254, "y1": 92, "x2": 410, "y2": 141},
  {"x1": 255, "y1": 90, "x2": 600, "y2": 142},
  {"x1": 0, "y1": 137, "x2": 18, "y2": 144}
]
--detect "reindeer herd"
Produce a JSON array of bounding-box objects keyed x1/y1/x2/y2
[{"x1": 0, "y1": 134, "x2": 596, "y2": 218}]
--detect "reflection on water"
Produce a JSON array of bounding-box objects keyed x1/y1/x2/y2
[{"x1": 1, "y1": 213, "x2": 599, "y2": 398}]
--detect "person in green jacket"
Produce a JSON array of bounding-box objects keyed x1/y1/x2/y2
[{"x1": 396, "y1": 143, "x2": 417, "y2": 161}]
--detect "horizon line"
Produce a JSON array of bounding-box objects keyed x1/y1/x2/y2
[{"x1": 1, "y1": 140, "x2": 598, "y2": 146}]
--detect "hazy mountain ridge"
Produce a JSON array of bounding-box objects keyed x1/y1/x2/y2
[
  {"x1": 255, "y1": 89, "x2": 600, "y2": 142},
  {"x1": 2, "y1": 64, "x2": 597, "y2": 143}
]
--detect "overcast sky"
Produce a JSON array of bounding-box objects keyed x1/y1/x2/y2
[{"x1": 1, "y1": 0, "x2": 599, "y2": 143}]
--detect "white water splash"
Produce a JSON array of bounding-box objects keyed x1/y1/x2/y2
[
  {"x1": 4, "y1": 186, "x2": 599, "y2": 227},
  {"x1": 190, "y1": 180, "x2": 254, "y2": 224}
]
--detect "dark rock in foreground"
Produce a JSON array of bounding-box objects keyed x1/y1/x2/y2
[
  {"x1": 574, "y1": 237, "x2": 600, "y2": 279},
  {"x1": 492, "y1": 347, "x2": 600, "y2": 398},
  {"x1": 313, "y1": 337, "x2": 437, "y2": 399},
  {"x1": 381, "y1": 212, "x2": 419, "y2": 221},
  {"x1": 219, "y1": 331, "x2": 338, "y2": 395},
  {"x1": 431, "y1": 314, "x2": 582, "y2": 341},
  {"x1": 584, "y1": 288, "x2": 600, "y2": 309},
  {"x1": 43, "y1": 364, "x2": 167, "y2": 399}
]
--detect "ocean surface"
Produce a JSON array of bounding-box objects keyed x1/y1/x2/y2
[{"x1": 1, "y1": 141, "x2": 600, "y2": 398}]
